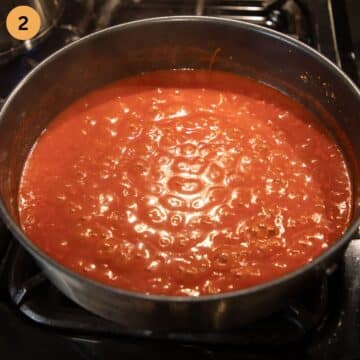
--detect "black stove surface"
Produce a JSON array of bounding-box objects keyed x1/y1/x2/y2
[
  {"x1": 0, "y1": 1, "x2": 360, "y2": 359},
  {"x1": 5, "y1": 244, "x2": 336, "y2": 345},
  {"x1": 1, "y1": 239, "x2": 360, "y2": 360}
]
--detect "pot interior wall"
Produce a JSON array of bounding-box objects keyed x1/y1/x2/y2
[{"x1": 0, "y1": 19, "x2": 359, "y2": 230}]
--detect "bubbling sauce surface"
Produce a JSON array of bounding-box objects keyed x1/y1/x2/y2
[{"x1": 19, "y1": 70, "x2": 352, "y2": 296}]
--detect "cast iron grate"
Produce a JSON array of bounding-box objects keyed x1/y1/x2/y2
[
  {"x1": 1, "y1": 0, "x2": 358, "y2": 101},
  {"x1": 7, "y1": 243, "x2": 342, "y2": 345},
  {"x1": 0, "y1": 0, "x2": 312, "y2": 99},
  {"x1": 93, "y1": 0, "x2": 310, "y2": 41}
]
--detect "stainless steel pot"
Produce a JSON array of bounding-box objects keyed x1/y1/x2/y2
[
  {"x1": 0, "y1": 0, "x2": 64, "y2": 64},
  {"x1": 0, "y1": 17, "x2": 359, "y2": 334}
]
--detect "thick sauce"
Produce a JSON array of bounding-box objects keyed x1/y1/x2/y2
[{"x1": 18, "y1": 70, "x2": 352, "y2": 296}]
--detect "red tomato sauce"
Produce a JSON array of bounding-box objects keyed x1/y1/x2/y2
[{"x1": 18, "y1": 70, "x2": 352, "y2": 296}]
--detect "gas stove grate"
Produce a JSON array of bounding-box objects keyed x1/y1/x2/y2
[
  {"x1": 93, "y1": 0, "x2": 310, "y2": 40},
  {"x1": 0, "y1": 0, "x2": 312, "y2": 100},
  {"x1": 6, "y1": 244, "x2": 342, "y2": 345},
  {"x1": 1, "y1": 0, "x2": 358, "y2": 102}
]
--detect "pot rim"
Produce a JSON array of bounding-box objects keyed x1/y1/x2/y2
[{"x1": 0, "y1": 15, "x2": 359, "y2": 303}]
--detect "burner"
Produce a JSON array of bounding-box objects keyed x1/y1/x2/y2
[{"x1": 7, "y1": 244, "x2": 342, "y2": 345}]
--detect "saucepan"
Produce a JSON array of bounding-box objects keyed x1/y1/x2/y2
[
  {"x1": 0, "y1": 0, "x2": 64, "y2": 64},
  {"x1": 0, "y1": 17, "x2": 359, "y2": 333}
]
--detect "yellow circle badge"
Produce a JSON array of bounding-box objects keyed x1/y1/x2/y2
[{"x1": 6, "y1": 6, "x2": 41, "y2": 41}]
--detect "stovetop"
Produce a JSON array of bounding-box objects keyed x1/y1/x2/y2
[{"x1": 0, "y1": 1, "x2": 359, "y2": 359}]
